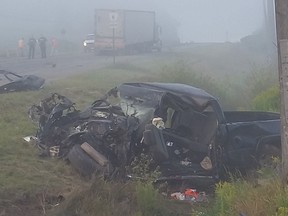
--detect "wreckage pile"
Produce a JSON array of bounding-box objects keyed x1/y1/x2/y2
[
  {"x1": 27, "y1": 83, "x2": 220, "y2": 185},
  {"x1": 28, "y1": 92, "x2": 140, "y2": 179},
  {"x1": 23, "y1": 82, "x2": 283, "y2": 209},
  {"x1": 0, "y1": 70, "x2": 45, "y2": 93},
  {"x1": 27, "y1": 92, "x2": 211, "y2": 204}
]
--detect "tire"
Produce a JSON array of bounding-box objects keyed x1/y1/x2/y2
[
  {"x1": 257, "y1": 144, "x2": 281, "y2": 173},
  {"x1": 67, "y1": 144, "x2": 108, "y2": 177},
  {"x1": 245, "y1": 144, "x2": 280, "y2": 184}
]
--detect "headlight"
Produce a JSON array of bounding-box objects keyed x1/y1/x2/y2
[{"x1": 83, "y1": 42, "x2": 87, "y2": 46}]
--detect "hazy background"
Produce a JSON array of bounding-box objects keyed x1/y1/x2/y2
[{"x1": 0, "y1": 0, "x2": 267, "y2": 50}]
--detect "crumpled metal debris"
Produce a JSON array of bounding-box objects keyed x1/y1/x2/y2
[
  {"x1": 28, "y1": 92, "x2": 139, "y2": 179},
  {"x1": 0, "y1": 70, "x2": 45, "y2": 93}
]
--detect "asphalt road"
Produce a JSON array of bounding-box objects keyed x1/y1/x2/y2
[
  {"x1": 0, "y1": 51, "x2": 169, "y2": 85},
  {"x1": 0, "y1": 53, "x2": 127, "y2": 82}
]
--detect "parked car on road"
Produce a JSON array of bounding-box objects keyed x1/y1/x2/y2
[{"x1": 83, "y1": 34, "x2": 95, "y2": 53}]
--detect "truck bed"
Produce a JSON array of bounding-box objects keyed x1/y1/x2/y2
[{"x1": 223, "y1": 111, "x2": 280, "y2": 123}]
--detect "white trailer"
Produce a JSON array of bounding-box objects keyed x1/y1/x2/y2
[{"x1": 94, "y1": 9, "x2": 161, "y2": 54}]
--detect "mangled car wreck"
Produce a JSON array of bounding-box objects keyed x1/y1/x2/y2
[
  {"x1": 28, "y1": 82, "x2": 281, "y2": 185},
  {"x1": 0, "y1": 70, "x2": 45, "y2": 93}
]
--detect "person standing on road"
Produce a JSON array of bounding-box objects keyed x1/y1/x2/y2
[
  {"x1": 50, "y1": 37, "x2": 58, "y2": 56},
  {"x1": 17, "y1": 37, "x2": 25, "y2": 57},
  {"x1": 28, "y1": 36, "x2": 37, "y2": 59},
  {"x1": 38, "y1": 35, "x2": 47, "y2": 58}
]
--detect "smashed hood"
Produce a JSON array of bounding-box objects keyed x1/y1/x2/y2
[{"x1": 117, "y1": 82, "x2": 219, "y2": 112}]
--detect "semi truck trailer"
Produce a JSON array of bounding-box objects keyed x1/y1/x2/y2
[{"x1": 94, "y1": 9, "x2": 161, "y2": 54}]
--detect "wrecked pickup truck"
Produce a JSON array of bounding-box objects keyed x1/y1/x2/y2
[{"x1": 28, "y1": 82, "x2": 281, "y2": 184}]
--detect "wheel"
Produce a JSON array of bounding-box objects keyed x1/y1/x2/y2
[
  {"x1": 257, "y1": 144, "x2": 281, "y2": 173},
  {"x1": 67, "y1": 144, "x2": 112, "y2": 177},
  {"x1": 244, "y1": 144, "x2": 280, "y2": 184}
]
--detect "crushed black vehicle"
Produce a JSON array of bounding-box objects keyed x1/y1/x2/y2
[
  {"x1": 28, "y1": 82, "x2": 281, "y2": 185},
  {"x1": 0, "y1": 70, "x2": 45, "y2": 93}
]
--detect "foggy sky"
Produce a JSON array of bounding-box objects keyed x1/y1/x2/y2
[{"x1": 0, "y1": 0, "x2": 264, "y2": 48}]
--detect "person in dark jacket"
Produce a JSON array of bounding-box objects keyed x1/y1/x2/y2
[
  {"x1": 28, "y1": 36, "x2": 37, "y2": 59},
  {"x1": 38, "y1": 35, "x2": 47, "y2": 58}
]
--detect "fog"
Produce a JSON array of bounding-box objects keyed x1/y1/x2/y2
[{"x1": 0, "y1": 0, "x2": 265, "y2": 49}]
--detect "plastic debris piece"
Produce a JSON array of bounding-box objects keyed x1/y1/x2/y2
[
  {"x1": 49, "y1": 146, "x2": 60, "y2": 157},
  {"x1": 152, "y1": 117, "x2": 165, "y2": 129},
  {"x1": 23, "y1": 136, "x2": 38, "y2": 142},
  {"x1": 184, "y1": 188, "x2": 198, "y2": 201},
  {"x1": 170, "y1": 189, "x2": 208, "y2": 203},
  {"x1": 171, "y1": 192, "x2": 185, "y2": 200},
  {"x1": 200, "y1": 156, "x2": 212, "y2": 170}
]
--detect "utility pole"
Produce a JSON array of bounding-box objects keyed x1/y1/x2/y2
[
  {"x1": 275, "y1": 0, "x2": 288, "y2": 184},
  {"x1": 109, "y1": 11, "x2": 118, "y2": 64},
  {"x1": 113, "y1": 27, "x2": 115, "y2": 64}
]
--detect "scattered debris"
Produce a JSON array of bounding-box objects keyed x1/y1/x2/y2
[
  {"x1": 170, "y1": 188, "x2": 208, "y2": 202},
  {"x1": 170, "y1": 189, "x2": 208, "y2": 203},
  {"x1": 28, "y1": 92, "x2": 138, "y2": 178},
  {"x1": 152, "y1": 117, "x2": 165, "y2": 129},
  {"x1": 23, "y1": 136, "x2": 38, "y2": 142},
  {"x1": 0, "y1": 70, "x2": 45, "y2": 93}
]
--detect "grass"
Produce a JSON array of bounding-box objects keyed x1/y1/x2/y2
[
  {"x1": 46, "y1": 65, "x2": 157, "y2": 108},
  {"x1": 252, "y1": 85, "x2": 280, "y2": 112},
  {"x1": 206, "y1": 178, "x2": 288, "y2": 216},
  {"x1": 0, "y1": 91, "x2": 86, "y2": 215},
  {"x1": 50, "y1": 179, "x2": 191, "y2": 216}
]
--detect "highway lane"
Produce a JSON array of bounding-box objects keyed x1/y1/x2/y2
[
  {"x1": 0, "y1": 53, "x2": 117, "y2": 81},
  {"x1": 0, "y1": 51, "x2": 168, "y2": 84}
]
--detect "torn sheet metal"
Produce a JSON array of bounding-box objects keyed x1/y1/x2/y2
[{"x1": 0, "y1": 70, "x2": 45, "y2": 93}]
